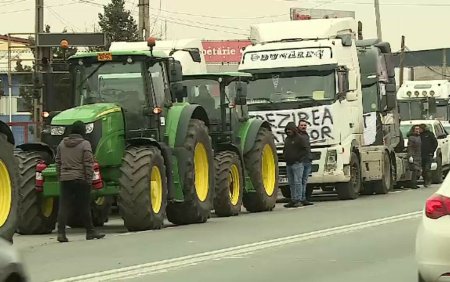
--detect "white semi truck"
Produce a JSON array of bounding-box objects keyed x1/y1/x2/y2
[
  {"x1": 238, "y1": 17, "x2": 410, "y2": 199},
  {"x1": 397, "y1": 80, "x2": 450, "y2": 122}
]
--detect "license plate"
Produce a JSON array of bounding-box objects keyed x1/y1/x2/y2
[
  {"x1": 97, "y1": 52, "x2": 112, "y2": 61},
  {"x1": 279, "y1": 177, "x2": 288, "y2": 184}
]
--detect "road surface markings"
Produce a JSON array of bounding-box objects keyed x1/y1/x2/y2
[{"x1": 49, "y1": 210, "x2": 422, "y2": 282}]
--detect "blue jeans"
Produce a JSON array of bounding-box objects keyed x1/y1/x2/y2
[{"x1": 287, "y1": 162, "x2": 312, "y2": 202}]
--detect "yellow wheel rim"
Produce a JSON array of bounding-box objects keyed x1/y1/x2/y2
[
  {"x1": 261, "y1": 144, "x2": 276, "y2": 196},
  {"x1": 229, "y1": 164, "x2": 240, "y2": 206},
  {"x1": 41, "y1": 198, "x2": 54, "y2": 218},
  {"x1": 150, "y1": 166, "x2": 163, "y2": 214},
  {"x1": 194, "y1": 143, "x2": 209, "y2": 202},
  {"x1": 0, "y1": 160, "x2": 12, "y2": 227}
]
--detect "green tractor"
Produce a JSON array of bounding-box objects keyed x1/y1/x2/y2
[
  {"x1": 14, "y1": 47, "x2": 217, "y2": 234},
  {"x1": 182, "y1": 72, "x2": 279, "y2": 216},
  {"x1": 0, "y1": 121, "x2": 19, "y2": 242}
]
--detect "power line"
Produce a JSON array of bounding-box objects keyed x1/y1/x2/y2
[
  {"x1": 329, "y1": 1, "x2": 450, "y2": 7},
  {"x1": 0, "y1": 2, "x2": 78, "y2": 15},
  {"x1": 404, "y1": 46, "x2": 450, "y2": 78}
]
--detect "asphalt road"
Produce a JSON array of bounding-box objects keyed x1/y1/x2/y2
[{"x1": 13, "y1": 186, "x2": 437, "y2": 282}]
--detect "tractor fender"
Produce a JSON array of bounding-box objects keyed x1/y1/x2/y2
[
  {"x1": 166, "y1": 103, "x2": 209, "y2": 148},
  {"x1": 16, "y1": 143, "x2": 55, "y2": 160},
  {"x1": 126, "y1": 137, "x2": 176, "y2": 201},
  {"x1": 239, "y1": 119, "x2": 271, "y2": 155},
  {"x1": 0, "y1": 121, "x2": 14, "y2": 145}
]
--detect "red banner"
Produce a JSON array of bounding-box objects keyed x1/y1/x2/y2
[{"x1": 201, "y1": 40, "x2": 252, "y2": 63}]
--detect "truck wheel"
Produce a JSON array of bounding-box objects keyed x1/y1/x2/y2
[
  {"x1": 213, "y1": 151, "x2": 243, "y2": 217},
  {"x1": 0, "y1": 133, "x2": 19, "y2": 242},
  {"x1": 432, "y1": 155, "x2": 443, "y2": 184},
  {"x1": 67, "y1": 196, "x2": 112, "y2": 228},
  {"x1": 243, "y1": 127, "x2": 279, "y2": 212},
  {"x1": 336, "y1": 152, "x2": 361, "y2": 200},
  {"x1": 15, "y1": 151, "x2": 57, "y2": 235},
  {"x1": 118, "y1": 146, "x2": 167, "y2": 231},
  {"x1": 280, "y1": 185, "x2": 291, "y2": 198},
  {"x1": 166, "y1": 119, "x2": 214, "y2": 225},
  {"x1": 373, "y1": 153, "x2": 392, "y2": 194}
]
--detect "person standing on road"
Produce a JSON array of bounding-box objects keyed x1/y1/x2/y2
[
  {"x1": 419, "y1": 124, "x2": 438, "y2": 187},
  {"x1": 298, "y1": 120, "x2": 314, "y2": 203},
  {"x1": 283, "y1": 121, "x2": 313, "y2": 208},
  {"x1": 55, "y1": 121, "x2": 105, "y2": 243},
  {"x1": 407, "y1": 125, "x2": 422, "y2": 189}
]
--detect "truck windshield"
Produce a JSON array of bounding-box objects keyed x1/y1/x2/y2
[
  {"x1": 246, "y1": 70, "x2": 335, "y2": 103},
  {"x1": 399, "y1": 100, "x2": 449, "y2": 121},
  {"x1": 73, "y1": 61, "x2": 147, "y2": 112}
]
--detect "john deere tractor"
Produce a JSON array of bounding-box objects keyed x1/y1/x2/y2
[
  {"x1": 0, "y1": 121, "x2": 19, "y2": 242},
  {"x1": 182, "y1": 73, "x2": 279, "y2": 216},
  {"x1": 14, "y1": 42, "x2": 216, "y2": 234}
]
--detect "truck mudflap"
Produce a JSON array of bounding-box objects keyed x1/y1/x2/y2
[{"x1": 360, "y1": 146, "x2": 384, "y2": 182}]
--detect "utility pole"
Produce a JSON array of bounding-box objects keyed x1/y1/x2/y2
[
  {"x1": 34, "y1": 0, "x2": 44, "y2": 133},
  {"x1": 399, "y1": 35, "x2": 406, "y2": 87},
  {"x1": 138, "y1": 0, "x2": 150, "y2": 40},
  {"x1": 374, "y1": 0, "x2": 383, "y2": 41},
  {"x1": 443, "y1": 48, "x2": 447, "y2": 79}
]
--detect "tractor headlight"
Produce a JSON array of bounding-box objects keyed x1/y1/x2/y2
[
  {"x1": 85, "y1": 123, "x2": 94, "y2": 134},
  {"x1": 51, "y1": 126, "x2": 65, "y2": 136}
]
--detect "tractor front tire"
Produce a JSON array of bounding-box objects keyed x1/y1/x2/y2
[
  {"x1": 213, "y1": 151, "x2": 244, "y2": 217},
  {"x1": 118, "y1": 146, "x2": 168, "y2": 231},
  {"x1": 243, "y1": 127, "x2": 279, "y2": 213},
  {"x1": 0, "y1": 133, "x2": 19, "y2": 242},
  {"x1": 15, "y1": 151, "x2": 57, "y2": 235},
  {"x1": 166, "y1": 119, "x2": 214, "y2": 225}
]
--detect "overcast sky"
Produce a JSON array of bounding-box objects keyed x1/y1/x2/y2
[{"x1": 0, "y1": 0, "x2": 448, "y2": 51}]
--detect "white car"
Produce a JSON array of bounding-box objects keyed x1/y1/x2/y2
[
  {"x1": 416, "y1": 174, "x2": 450, "y2": 281},
  {"x1": 0, "y1": 238, "x2": 27, "y2": 282},
  {"x1": 400, "y1": 120, "x2": 450, "y2": 183}
]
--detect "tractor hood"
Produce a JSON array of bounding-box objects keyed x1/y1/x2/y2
[{"x1": 51, "y1": 103, "x2": 122, "y2": 125}]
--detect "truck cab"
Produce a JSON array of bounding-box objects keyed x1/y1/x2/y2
[
  {"x1": 239, "y1": 18, "x2": 364, "y2": 199},
  {"x1": 397, "y1": 80, "x2": 450, "y2": 121}
]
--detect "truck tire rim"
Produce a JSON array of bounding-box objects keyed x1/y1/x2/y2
[
  {"x1": 261, "y1": 144, "x2": 276, "y2": 196},
  {"x1": 41, "y1": 198, "x2": 54, "y2": 218},
  {"x1": 194, "y1": 143, "x2": 209, "y2": 202},
  {"x1": 229, "y1": 164, "x2": 240, "y2": 206},
  {"x1": 0, "y1": 160, "x2": 12, "y2": 227},
  {"x1": 150, "y1": 166, "x2": 163, "y2": 214}
]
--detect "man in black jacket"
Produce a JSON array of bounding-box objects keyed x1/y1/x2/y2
[
  {"x1": 419, "y1": 124, "x2": 438, "y2": 187},
  {"x1": 283, "y1": 121, "x2": 313, "y2": 208}
]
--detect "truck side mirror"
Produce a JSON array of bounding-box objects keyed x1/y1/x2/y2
[
  {"x1": 384, "y1": 84, "x2": 397, "y2": 110},
  {"x1": 234, "y1": 81, "x2": 247, "y2": 105},
  {"x1": 337, "y1": 67, "x2": 352, "y2": 101},
  {"x1": 168, "y1": 60, "x2": 183, "y2": 83},
  {"x1": 428, "y1": 97, "x2": 437, "y2": 114}
]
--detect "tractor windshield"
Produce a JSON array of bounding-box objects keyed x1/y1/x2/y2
[
  {"x1": 73, "y1": 60, "x2": 147, "y2": 113},
  {"x1": 246, "y1": 69, "x2": 335, "y2": 104}
]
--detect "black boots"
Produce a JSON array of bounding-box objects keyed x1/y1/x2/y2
[
  {"x1": 57, "y1": 231, "x2": 68, "y2": 243},
  {"x1": 86, "y1": 230, "x2": 105, "y2": 240}
]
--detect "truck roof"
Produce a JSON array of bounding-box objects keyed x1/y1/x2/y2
[
  {"x1": 184, "y1": 72, "x2": 252, "y2": 78},
  {"x1": 249, "y1": 17, "x2": 357, "y2": 44},
  {"x1": 69, "y1": 50, "x2": 168, "y2": 60}
]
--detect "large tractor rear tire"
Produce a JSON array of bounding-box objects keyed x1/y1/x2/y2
[
  {"x1": 166, "y1": 119, "x2": 214, "y2": 225},
  {"x1": 118, "y1": 146, "x2": 167, "y2": 231},
  {"x1": 213, "y1": 151, "x2": 244, "y2": 217},
  {"x1": 15, "y1": 151, "x2": 58, "y2": 235},
  {"x1": 0, "y1": 132, "x2": 19, "y2": 242},
  {"x1": 243, "y1": 127, "x2": 278, "y2": 212}
]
